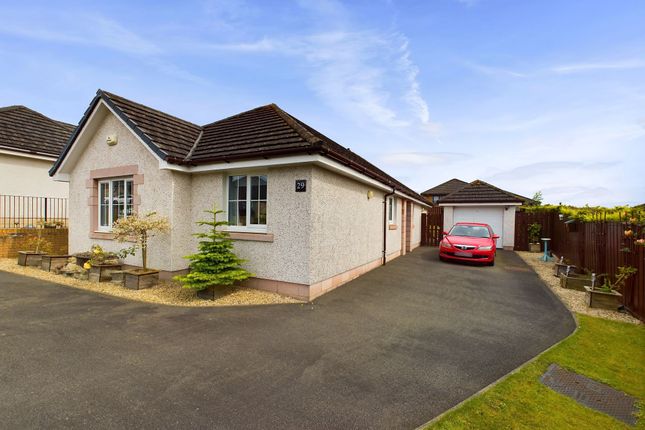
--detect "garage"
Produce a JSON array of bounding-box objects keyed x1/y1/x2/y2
[
  {"x1": 436, "y1": 180, "x2": 527, "y2": 250},
  {"x1": 453, "y1": 206, "x2": 505, "y2": 248}
]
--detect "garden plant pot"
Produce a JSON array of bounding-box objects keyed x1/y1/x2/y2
[
  {"x1": 41, "y1": 255, "x2": 71, "y2": 272},
  {"x1": 109, "y1": 270, "x2": 125, "y2": 286},
  {"x1": 559, "y1": 273, "x2": 593, "y2": 291},
  {"x1": 124, "y1": 269, "x2": 159, "y2": 290},
  {"x1": 529, "y1": 243, "x2": 541, "y2": 253},
  {"x1": 89, "y1": 264, "x2": 122, "y2": 282},
  {"x1": 553, "y1": 262, "x2": 577, "y2": 278},
  {"x1": 73, "y1": 255, "x2": 91, "y2": 268},
  {"x1": 17, "y1": 251, "x2": 46, "y2": 267},
  {"x1": 584, "y1": 286, "x2": 622, "y2": 310},
  {"x1": 196, "y1": 285, "x2": 229, "y2": 301}
]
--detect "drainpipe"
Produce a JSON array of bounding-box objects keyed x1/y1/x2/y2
[{"x1": 383, "y1": 187, "x2": 396, "y2": 265}]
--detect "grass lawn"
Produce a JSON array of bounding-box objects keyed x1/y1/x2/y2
[{"x1": 426, "y1": 314, "x2": 645, "y2": 429}]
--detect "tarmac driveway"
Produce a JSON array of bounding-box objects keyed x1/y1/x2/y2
[{"x1": 0, "y1": 248, "x2": 575, "y2": 429}]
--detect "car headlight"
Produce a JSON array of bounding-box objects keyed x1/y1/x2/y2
[
  {"x1": 440, "y1": 241, "x2": 451, "y2": 248},
  {"x1": 478, "y1": 245, "x2": 493, "y2": 251}
]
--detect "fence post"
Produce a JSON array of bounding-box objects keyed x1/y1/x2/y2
[{"x1": 44, "y1": 197, "x2": 48, "y2": 223}]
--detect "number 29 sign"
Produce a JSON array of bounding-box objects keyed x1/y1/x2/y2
[{"x1": 295, "y1": 179, "x2": 307, "y2": 192}]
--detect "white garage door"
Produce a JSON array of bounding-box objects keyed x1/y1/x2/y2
[{"x1": 453, "y1": 207, "x2": 504, "y2": 248}]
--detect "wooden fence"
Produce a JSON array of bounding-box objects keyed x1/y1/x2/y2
[
  {"x1": 0, "y1": 195, "x2": 68, "y2": 228},
  {"x1": 421, "y1": 206, "x2": 444, "y2": 246},
  {"x1": 515, "y1": 210, "x2": 645, "y2": 321}
]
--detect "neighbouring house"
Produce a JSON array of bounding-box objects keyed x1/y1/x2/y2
[
  {"x1": 0, "y1": 105, "x2": 73, "y2": 198},
  {"x1": 420, "y1": 178, "x2": 468, "y2": 204},
  {"x1": 50, "y1": 90, "x2": 430, "y2": 300},
  {"x1": 426, "y1": 179, "x2": 531, "y2": 249}
]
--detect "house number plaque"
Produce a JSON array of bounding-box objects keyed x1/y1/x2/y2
[{"x1": 295, "y1": 179, "x2": 307, "y2": 192}]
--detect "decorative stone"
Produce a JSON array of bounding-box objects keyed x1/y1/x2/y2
[
  {"x1": 584, "y1": 286, "x2": 623, "y2": 310},
  {"x1": 123, "y1": 269, "x2": 159, "y2": 290},
  {"x1": 17, "y1": 251, "x2": 46, "y2": 267},
  {"x1": 88, "y1": 264, "x2": 122, "y2": 282},
  {"x1": 41, "y1": 255, "x2": 71, "y2": 272}
]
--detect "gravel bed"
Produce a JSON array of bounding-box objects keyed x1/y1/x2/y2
[
  {"x1": 0, "y1": 258, "x2": 301, "y2": 307},
  {"x1": 515, "y1": 252, "x2": 641, "y2": 324}
]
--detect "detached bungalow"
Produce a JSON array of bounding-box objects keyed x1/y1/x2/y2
[
  {"x1": 0, "y1": 105, "x2": 73, "y2": 198},
  {"x1": 50, "y1": 90, "x2": 430, "y2": 300}
]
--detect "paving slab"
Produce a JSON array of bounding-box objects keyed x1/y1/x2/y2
[{"x1": 541, "y1": 363, "x2": 638, "y2": 425}]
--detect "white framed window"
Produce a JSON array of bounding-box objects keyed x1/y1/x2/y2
[
  {"x1": 98, "y1": 178, "x2": 133, "y2": 231},
  {"x1": 388, "y1": 196, "x2": 396, "y2": 224},
  {"x1": 227, "y1": 174, "x2": 267, "y2": 231}
]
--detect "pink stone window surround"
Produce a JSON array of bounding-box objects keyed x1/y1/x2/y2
[{"x1": 87, "y1": 165, "x2": 142, "y2": 240}]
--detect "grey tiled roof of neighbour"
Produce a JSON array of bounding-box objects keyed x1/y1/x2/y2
[
  {"x1": 0, "y1": 105, "x2": 75, "y2": 158},
  {"x1": 421, "y1": 178, "x2": 468, "y2": 196},
  {"x1": 438, "y1": 179, "x2": 526, "y2": 204},
  {"x1": 51, "y1": 90, "x2": 427, "y2": 202}
]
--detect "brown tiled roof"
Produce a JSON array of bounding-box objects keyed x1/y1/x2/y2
[
  {"x1": 439, "y1": 179, "x2": 524, "y2": 204},
  {"x1": 102, "y1": 91, "x2": 202, "y2": 160},
  {"x1": 0, "y1": 105, "x2": 75, "y2": 158},
  {"x1": 421, "y1": 178, "x2": 468, "y2": 197},
  {"x1": 52, "y1": 90, "x2": 427, "y2": 203}
]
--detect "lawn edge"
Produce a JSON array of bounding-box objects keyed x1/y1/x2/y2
[{"x1": 416, "y1": 253, "x2": 581, "y2": 429}]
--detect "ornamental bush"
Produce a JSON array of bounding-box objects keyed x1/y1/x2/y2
[
  {"x1": 175, "y1": 206, "x2": 253, "y2": 291},
  {"x1": 112, "y1": 212, "x2": 170, "y2": 270}
]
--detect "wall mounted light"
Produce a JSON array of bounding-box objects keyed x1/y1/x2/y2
[
  {"x1": 367, "y1": 190, "x2": 374, "y2": 200},
  {"x1": 106, "y1": 135, "x2": 118, "y2": 146}
]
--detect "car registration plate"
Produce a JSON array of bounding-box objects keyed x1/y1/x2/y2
[{"x1": 455, "y1": 251, "x2": 473, "y2": 257}]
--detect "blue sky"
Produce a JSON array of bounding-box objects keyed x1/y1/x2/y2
[{"x1": 1, "y1": 0, "x2": 644, "y2": 205}]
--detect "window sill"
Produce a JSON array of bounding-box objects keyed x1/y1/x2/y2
[
  {"x1": 90, "y1": 231, "x2": 115, "y2": 240},
  {"x1": 388, "y1": 224, "x2": 398, "y2": 230},
  {"x1": 228, "y1": 232, "x2": 274, "y2": 242}
]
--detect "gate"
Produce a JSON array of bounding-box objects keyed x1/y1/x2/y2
[{"x1": 421, "y1": 206, "x2": 444, "y2": 246}]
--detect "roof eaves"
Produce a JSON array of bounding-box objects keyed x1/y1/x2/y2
[{"x1": 49, "y1": 93, "x2": 103, "y2": 176}]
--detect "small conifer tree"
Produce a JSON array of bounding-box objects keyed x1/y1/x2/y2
[{"x1": 175, "y1": 206, "x2": 252, "y2": 291}]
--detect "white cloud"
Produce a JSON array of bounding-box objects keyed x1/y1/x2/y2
[{"x1": 550, "y1": 59, "x2": 645, "y2": 74}]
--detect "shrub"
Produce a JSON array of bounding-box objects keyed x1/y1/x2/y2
[
  {"x1": 528, "y1": 223, "x2": 541, "y2": 244},
  {"x1": 112, "y1": 212, "x2": 170, "y2": 270},
  {"x1": 175, "y1": 206, "x2": 253, "y2": 291}
]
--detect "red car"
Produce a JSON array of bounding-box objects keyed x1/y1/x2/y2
[{"x1": 439, "y1": 222, "x2": 499, "y2": 266}]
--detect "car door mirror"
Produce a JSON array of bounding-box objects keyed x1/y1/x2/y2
[
  {"x1": 442, "y1": 231, "x2": 449, "y2": 236},
  {"x1": 492, "y1": 234, "x2": 500, "y2": 239}
]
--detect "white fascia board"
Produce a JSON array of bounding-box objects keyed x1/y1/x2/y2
[
  {"x1": 160, "y1": 153, "x2": 430, "y2": 206},
  {"x1": 52, "y1": 172, "x2": 70, "y2": 182},
  {"x1": 439, "y1": 202, "x2": 522, "y2": 207},
  {"x1": 393, "y1": 190, "x2": 432, "y2": 208},
  {"x1": 55, "y1": 101, "x2": 106, "y2": 177},
  {"x1": 57, "y1": 99, "x2": 166, "y2": 178},
  {"x1": 0, "y1": 148, "x2": 57, "y2": 162}
]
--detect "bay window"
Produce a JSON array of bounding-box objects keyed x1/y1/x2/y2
[
  {"x1": 228, "y1": 174, "x2": 267, "y2": 230},
  {"x1": 98, "y1": 178, "x2": 133, "y2": 230}
]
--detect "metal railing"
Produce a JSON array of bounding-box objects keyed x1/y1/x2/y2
[{"x1": 0, "y1": 194, "x2": 68, "y2": 228}]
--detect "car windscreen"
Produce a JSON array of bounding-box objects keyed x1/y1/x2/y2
[{"x1": 449, "y1": 225, "x2": 491, "y2": 238}]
